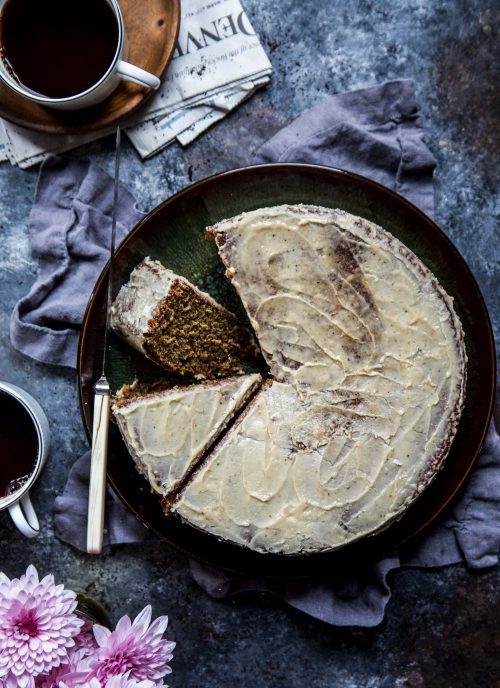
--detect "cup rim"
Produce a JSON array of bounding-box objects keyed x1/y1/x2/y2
[
  {"x1": 0, "y1": 381, "x2": 46, "y2": 509},
  {"x1": 0, "y1": 0, "x2": 124, "y2": 105}
]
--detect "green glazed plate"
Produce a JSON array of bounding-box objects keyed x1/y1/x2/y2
[{"x1": 78, "y1": 164, "x2": 495, "y2": 577}]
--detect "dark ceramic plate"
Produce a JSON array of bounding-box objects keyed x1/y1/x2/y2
[{"x1": 78, "y1": 164, "x2": 496, "y2": 577}]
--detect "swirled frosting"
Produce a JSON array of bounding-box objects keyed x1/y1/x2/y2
[
  {"x1": 173, "y1": 205, "x2": 466, "y2": 554},
  {"x1": 113, "y1": 373, "x2": 261, "y2": 497}
]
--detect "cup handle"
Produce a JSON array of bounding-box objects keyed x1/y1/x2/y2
[
  {"x1": 115, "y1": 60, "x2": 161, "y2": 90},
  {"x1": 8, "y1": 494, "x2": 40, "y2": 538}
]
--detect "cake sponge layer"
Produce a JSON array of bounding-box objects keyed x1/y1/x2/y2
[{"x1": 110, "y1": 257, "x2": 258, "y2": 379}]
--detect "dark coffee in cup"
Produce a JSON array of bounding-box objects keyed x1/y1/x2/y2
[
  {"x1": 0, "y1": 0, "x2": 119, "y2": 98},
  {"x1": 0, "y1": 390, "x2": 39, "y2": 498}
]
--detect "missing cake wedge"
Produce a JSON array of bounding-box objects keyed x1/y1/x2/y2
[
  {"x1": 112, "y1": 373, "x2": 262, "y2": 509},
  {"x1": 110, "y1": 257, "x2": 258, "y2": 379}
]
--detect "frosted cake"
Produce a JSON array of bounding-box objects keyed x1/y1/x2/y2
[{"x1": 172, "y1": 205, "x2": 466, "y2": 554}]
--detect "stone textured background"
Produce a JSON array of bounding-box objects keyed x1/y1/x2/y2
[{"x1": 0, "y1": 1, "x2": 498, "y2": 686}]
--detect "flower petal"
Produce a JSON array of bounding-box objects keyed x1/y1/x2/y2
[
  {"x1": 92, "y1": 624, "x2": 111, "y2": 647},
  {"x1": 132, "y1": 607, "x2": 152, "y2": 634}
]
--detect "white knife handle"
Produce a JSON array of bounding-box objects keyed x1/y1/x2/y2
[{"x1": 87, "y1": 380, "x2": 110, "y2": 554}]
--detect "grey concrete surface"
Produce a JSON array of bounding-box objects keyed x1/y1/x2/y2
[{"x1": 0, "y1": 1, "x2": 499, "y2": 686}]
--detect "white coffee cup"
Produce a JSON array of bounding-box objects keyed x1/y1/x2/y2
[
  {"x1": 0, "y1": 0, "x2": 160, "y2": 110},
  {"x1": 0, "y1": 382, "x2": 50, "y2": 538}
]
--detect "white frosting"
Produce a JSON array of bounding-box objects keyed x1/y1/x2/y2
[
  {"x1": 174, "y1": 205, "x2": 466, "y2": 554},
  {"x1": 110, "y1": 257, "x2": 176, "y2": 354},
  {"x1": 113, "y1": 373, "x2": 261, "y2": 497}
]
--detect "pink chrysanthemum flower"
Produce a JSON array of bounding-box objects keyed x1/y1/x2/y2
[
  {"x1": 34, "y1": 646, "x2": 94, "y2": 688},
  {"x1": 35, "y1": 615, "x2": 98, "y2": 688},
  {"x1": 73, "y1": 614, "x2": 98, "y2": 654},
  {"x1": 87, "y1": 606, "x2": 174, "y2": 683},
  {"x1": 104, "y1": 675, "x2": 158, "y2": 688},
  {"x1": 0, "y1": 565, "x2": 83, "y2": 688},
  {"x1": 60, "y1": 675, "x2": 157, "y2": 688}
]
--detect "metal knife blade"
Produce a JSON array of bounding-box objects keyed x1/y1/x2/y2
[{"x1": 87, "y1": 127, "x2": 121, "y2": 555}]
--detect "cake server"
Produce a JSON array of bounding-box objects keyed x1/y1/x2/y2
[{"x1": 87, "y1": 127, "x2": 121, "y2": 555}]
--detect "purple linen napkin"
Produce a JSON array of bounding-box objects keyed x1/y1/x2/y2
[
  {"x1": 257, "y1": 79, "x2": 436, "y2": 218},
  {"x1": 12, "y1": 79, "x2": 500, "y2": 627},
  {"x1": 10, "y1": 156, "x2": 144, "y2": 368}
]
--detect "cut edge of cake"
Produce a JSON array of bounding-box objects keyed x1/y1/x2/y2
[
  {"x1": 171, "y1": 379, "x2": 274, "y2": 525},
  {"x1": 110, "y1": 257, "x2": 259, "y2": 379},
  {"x1": 112, "y1": 372, "x2": 263, "y2": 510}
]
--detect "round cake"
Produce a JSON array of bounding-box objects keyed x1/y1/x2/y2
[{"x1": 170, "y1": 205, "x2": 467, "y2": 554}]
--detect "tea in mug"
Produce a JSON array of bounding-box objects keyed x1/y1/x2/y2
[
  {"x1": 0, "y1": 390, "x2": 38, "y2": 499},
  {"x1": 0, "y1": 0, "x2": 119, "y2": 98}
]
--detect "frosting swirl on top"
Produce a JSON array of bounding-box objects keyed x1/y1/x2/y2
[
  {"x1": 113, "y1": 373, "x2": 261, "y2": 497},
  {"x1": 174, "y1": 205, "x2": 466, "y2": 554}
]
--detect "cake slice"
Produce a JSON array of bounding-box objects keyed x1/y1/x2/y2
[
  {"x1": 110, "y1": 257, "x2": 258, "y2": 379},
  {"x1": 172, "y1": 380, "x2": 303, "y2": 552},
  {"x1": 112, "y1": 373, "x2": 262, "y2": 505}
]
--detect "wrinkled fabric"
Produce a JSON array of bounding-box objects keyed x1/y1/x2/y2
[
  {"x1": 257, "y1": 79, "x2": 437, "y2": 218},
  {"x1": 401, "y1": 422, "x2": 500, "y2": 570},
  {"x1": 54, "y1": 450, "x2": 148, "y2": 551},
  {"x1": 13, "y1": 80, "x2": 499, "y2": 626},
  {"x1": 189, "y1": 554, "x2": 401, "y2": 628},
  {"x1": 10, "y1": 156, "x2": 144, "y2": 368}
]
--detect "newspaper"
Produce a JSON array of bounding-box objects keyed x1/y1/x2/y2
[
  {"x1": 0, "y1": 136, "x2": 8, "y2": 163},
  {"x1": 0, "y1": 119, "x2": 114, "y2": 168},
  {"x1": 0, "y1": 0, "x2": 272, "y2": 168}
]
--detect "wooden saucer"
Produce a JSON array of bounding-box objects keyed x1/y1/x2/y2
[{"x1": 0, "y1": 0, "x2": 180, "y2": 135}]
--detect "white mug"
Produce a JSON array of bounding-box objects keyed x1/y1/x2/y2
[
  {"x1": 0, "y1": 0, "x2": 160, "y2": 110},
  {"x1": 0, "y1": 382, "x2": 50, "y2": 538}
]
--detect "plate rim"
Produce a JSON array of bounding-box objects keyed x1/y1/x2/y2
[{"x1": 78, "y1": 163, "x2": 496, "y2": 577}]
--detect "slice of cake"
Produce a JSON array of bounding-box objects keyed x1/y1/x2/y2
[
  {"x1": 173, "y1": 381, "x2": 305, "y2": 552},
  {"x1": 171, "y1": 205, "x2": 467, "y2": 554},
  {"x1": 112, "y1": 373, "x2": 262, "y2": 505},
  {"x1": 110, "y1": 257, "x2": 258, "y2": 379}
]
